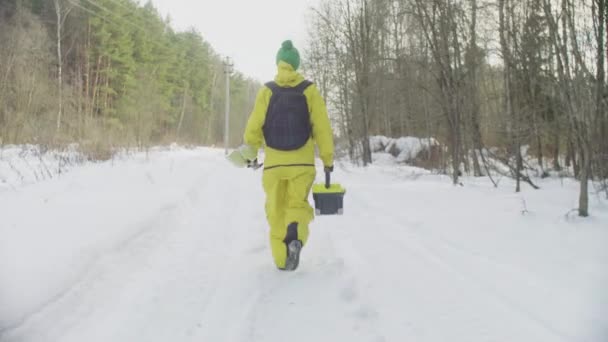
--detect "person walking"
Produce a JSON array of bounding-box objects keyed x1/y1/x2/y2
[{"x1": 229, "y1": 40, "x2": 334, "y2": 271}]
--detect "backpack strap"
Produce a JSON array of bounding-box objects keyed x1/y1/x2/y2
[
  {"x1": 294, "y1": 80, "x2": 313, "y2": 93},
  {"x1": 264, "y1": 80, "x2": 313, "y2": 93},
  {"x1": 265, "y1": 81, "x2": 279, "y2": 92}
]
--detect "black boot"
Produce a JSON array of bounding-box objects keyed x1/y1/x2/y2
[
  {"x1": 279, "y1": 222, "x2": 303, "y2": 271},
  {"x1": 281, "y1": 240, "x2": 302, "y2": 271}
]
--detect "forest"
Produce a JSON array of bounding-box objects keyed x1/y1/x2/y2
[
  {"x1": 305, "y1": 0, "x2": 608, "y2": 216},
  {"x1": 0, "y1": 0, "x2": 607, "y2": 217},
  {"x1": 0, "y1": 0, "x2": 259, "y2": 155}
]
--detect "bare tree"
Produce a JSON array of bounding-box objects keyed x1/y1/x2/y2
[
  {"x1": 53, "y1": 0, "x2": 72, "y2": 136},
  {"x1": 305, "y1": 0, "x2": 605, "y2": 209},
  {"x1": 413, "y1": 0, "x2": 467, "y2": 184}
]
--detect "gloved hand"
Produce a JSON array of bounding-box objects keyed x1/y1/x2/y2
[
  {"x1": 324, "y1": 165, "x2": 334, "y2": 173},
  {"x1": 238, "y1": 144, "x2": 258, "y2": 161},
  {"x1": 227, "y1": 144, "x2": 258, "y2": 168},
  {"x1": 247, "y1": 158, "x2": 263, "y2": 170}
]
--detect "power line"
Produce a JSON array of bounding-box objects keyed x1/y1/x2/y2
[
  {"x1": 82, "y1": 0, "x2": 158, "y2": 37},
  {"x1": 75, "y1": 0, "x2": 224, "y2": 67},
  {"x1": 78, "y1": 0, "x2": 167, "y2": 49},
  {"x1": 102, "y1": 0, "x2": 136, "y2": 13},
  {"x1": 104, "y1": 0, "x2": 167, "y2": 26},
  {"x1": 65, "y1": 0, "x2": 194, "y2": 66},
  {"x1": 66, "y1": 0, "x2": 118, "y2": 26}
]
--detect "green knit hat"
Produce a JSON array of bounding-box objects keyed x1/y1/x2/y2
[{"x1": 276, "y1": 40, "x2": 300, "y2": 70}]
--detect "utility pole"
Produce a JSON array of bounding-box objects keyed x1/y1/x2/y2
[{"x1": 223, "y1": 57, "x2": 233, "y2": 155}]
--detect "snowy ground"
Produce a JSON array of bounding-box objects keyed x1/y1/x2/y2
[{"x1": 1, "y1": 147, "x2": 607, "y2": 342}]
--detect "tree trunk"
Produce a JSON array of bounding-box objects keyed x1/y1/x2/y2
[
  {"x1": 91, "y1": 55, "x2": 102, "y2": 119},
  {"x1": 552, "y1": 123, "x2": 561, "y2": 171},
  {"x1": 533, "y1": 109, "x2": 545, "y2": 174},
  {"x1": 176, "y1": 84, "x2": 188, "y2": 142},
  {"x1": 595, "y1": 0, "x2": 606, "y2": 179},
  {"x1": 54, "y1": 0, "x2": 63, "y2": 135},
  {"x1": 579, "y1": 145, "x2": 590, "y2": 216},
  {"x1": 468, "y1": 0, "x2": 483, "y2": 177}
]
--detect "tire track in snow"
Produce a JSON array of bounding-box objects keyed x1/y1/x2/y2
[
  {"x1": 221, "y1": 198, "x2": 388, "y2": 342},
  {"x1": 368, "y1": 201, "x2": 584, "y2": 342},
  {"x1": 190, "y1": 184, "x2": 270, "y2": 342},
  {"x1": 244, "y1": 256, "x2": 385, "y2": 341},
  {"x1": 1, "y1": 159, "x2": 249, "y2": 342},
  {"x1": 345, "y1": 188, "x2": 571, "y2": 342},
  {"x1": 0, "y1": 200, "x2": 182, "y2": 338},
  {"x1": 0, "y1": 154, "x2": 218, "y2": 337}
]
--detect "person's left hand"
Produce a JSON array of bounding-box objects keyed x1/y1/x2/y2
[
  {"x1": 247, "y1": 158, "x2": 263, "y2": 170},
  {"x1": 227, "y1": 145, "x2": 259, "y2": 168}
]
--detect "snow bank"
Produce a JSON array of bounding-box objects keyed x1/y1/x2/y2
[
  {"x1": 390, "y1": 137, "x2": 440, "y2": 163},
  {"x1": 0, "y1": 145, "x2": 86, "y2": 190},
  {"x1": 369, "y1": 135, "x2": 441, "y2": 163},
  {"x1": 369, "y1": 136, "x2": 393, "y2": 153},
  {"x1": 0, "y1": 147, "x2": 224, "y2": 331}
]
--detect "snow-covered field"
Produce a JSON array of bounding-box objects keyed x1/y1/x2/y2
[{"x1": 1, "y1": 147, "x2": 607, "y2": 342}]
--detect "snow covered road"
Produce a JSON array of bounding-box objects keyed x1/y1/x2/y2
[{"x1": 1, "y1": 148, "x2": 607, "y2": 342}]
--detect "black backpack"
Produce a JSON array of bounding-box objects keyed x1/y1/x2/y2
[{"x1": 263, "y1": 80, "x2": 313, "y2": 151}]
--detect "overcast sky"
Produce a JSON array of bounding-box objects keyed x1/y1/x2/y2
[{"x1": 150, "y1": 0, "x2": 320, "y2": 82}]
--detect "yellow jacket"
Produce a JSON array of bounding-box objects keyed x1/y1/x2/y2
[{"x1": 243, "y1": 62, "x2": 334, "y2": 169}]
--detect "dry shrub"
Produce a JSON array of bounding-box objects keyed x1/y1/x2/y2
[
  {"x1": 78, "y1": 140, "x2": 114, "y2": 161},
  {"x1": 412, "y1": 145, "x2": 444, "y2": 170}
]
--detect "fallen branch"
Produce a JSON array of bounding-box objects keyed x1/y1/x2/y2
[
  {"x1": 479, "y1": 149, "x2": 498, "y2": 187},
  {"x1": 485, "y1": 150, "x2": 540, "y2": 190}
]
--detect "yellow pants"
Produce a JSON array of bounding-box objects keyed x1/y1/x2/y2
[{"x1": 262, "y1": 166, "x2": 316, "y2": 268}]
